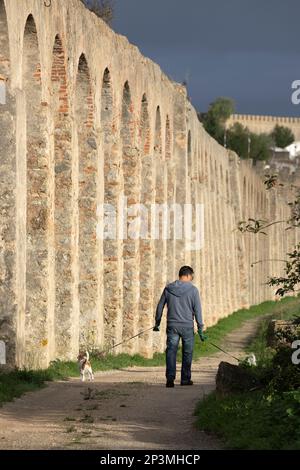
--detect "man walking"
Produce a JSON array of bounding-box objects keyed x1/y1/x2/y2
[{"x1": 153, "y1": 266, "x2": 206, "y2": 388}]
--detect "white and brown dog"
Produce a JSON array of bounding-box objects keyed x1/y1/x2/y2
[{"x1": 77, "y1": 351, "x2": 94, "y2": 382}]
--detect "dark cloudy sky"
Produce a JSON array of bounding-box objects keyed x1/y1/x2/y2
[{"x1": 111, "y1": 0, "x2": 300, "y2": 117}]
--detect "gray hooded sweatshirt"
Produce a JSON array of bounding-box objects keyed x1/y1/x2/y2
[{"x1": 155, "y1": 280, "x2": 204, "y2": 330}]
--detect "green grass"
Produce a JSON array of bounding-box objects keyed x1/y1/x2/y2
[
  {"x1": 1, "y1": 295, "x2": 300, "y2": 407},
  {"x1": 245, "y1": 296, "x2": 300, "y2": 362},
  {"x1": 195, "y1": 294, "x2": 300, "y2": 450},
  {"x1": 195, "y1": 390, "x2": 300, "y2": 450}
]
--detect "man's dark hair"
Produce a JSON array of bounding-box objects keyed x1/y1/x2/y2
[{"x1": 179, "y1": 266, "x2": 194, "y2": 278}]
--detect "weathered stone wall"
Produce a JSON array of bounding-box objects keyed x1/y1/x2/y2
[
  {"x1": 0, "y1": 0, "x2": 298, "y2": 369},
  {"x1": 226, "y1": 114, "x2": 300, "y2": 141}
]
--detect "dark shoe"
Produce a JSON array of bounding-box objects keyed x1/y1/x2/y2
[
  {"x1": 180, "y1": 380, "x2": 193, "y2": 386},
  {"x1": 166, "y1": 380, "x2": 174, "y2": 388}
]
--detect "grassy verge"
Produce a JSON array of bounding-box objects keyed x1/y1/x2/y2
[
  {"x1": 195, "y1": 295, "x2": 300, "y2": 450},
  {"x1": 195, "y1": 389, "x2": 300, "y2": 450},
  {"x1": 1, "y1": 295, "x2": 299, "y2": 407}
]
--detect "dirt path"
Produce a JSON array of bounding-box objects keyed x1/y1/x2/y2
[{"x1": 0, "y1": 318, "x2": 262, "y2": 450}]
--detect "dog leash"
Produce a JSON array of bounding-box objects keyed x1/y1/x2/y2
[
  {"x1": 98, "y1": 326, "x2": 240, "y2": 362},
  {"x1": 207, "y1": 341, "x2": 240, "y2": 362},
  {"x1": 98, "y1": 326, "x2": 155, "y2": 356}
]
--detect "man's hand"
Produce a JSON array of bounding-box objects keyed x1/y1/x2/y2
[
  {"x1": 153, "y1": 324, "x2": 160, "y2": 332},
  {"x1": 198, "y1": 327, "x2": 207, "y2": 342}
]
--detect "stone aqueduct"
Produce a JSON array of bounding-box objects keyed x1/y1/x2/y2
[{"x1": 0, "y1": 0, "x2": 298, "y2": 369}]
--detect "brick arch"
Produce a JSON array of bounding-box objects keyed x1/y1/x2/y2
[
  {"x1": 138, "y1": 93, "x2": 154, "y2": 357},
  {"x1": 165, "y1": 114, "x2": 171, "y2": 161},
  {"x1": 0, "y1": 0, "x2": 17, "y2": 366},
  {"x1": 101, "y1": 67, "x2": 113, "y2": 131},
  {"x1": 76, "y1": 53, "x2": 94, "y2": 126},
  {"x1": 102, "y1": 66, "x2": 121, "y2": 348},
  {"x1": 23, "y1": 13, "x2": 49, "y2": 368},
  {"x1": 121, "y1": 80, "x2": 134, "y2": 144},
  {"x1": 154, "y1": 105, "x2": 162, "y2": 153},
  {"x1": 51, "y1": 34, "x2": 68, "y2": 113},
  {"x1": 75, "y1": 52, "x2": 100, "y2": 351},
  {"x1": 121, "y1": 80, "x2": 140, "y2": 354},
  {"x1": 51, "y1": 33, "x2": 74, "y2": 359}
]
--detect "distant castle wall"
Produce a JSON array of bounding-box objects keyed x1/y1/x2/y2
[{"x1": 226, "y1": 114, "x2": 300, "y2": 141}]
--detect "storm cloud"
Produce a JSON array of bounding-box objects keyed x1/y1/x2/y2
[{"x1": 112, "y1": 0, "x2": 300, "y2": 116}]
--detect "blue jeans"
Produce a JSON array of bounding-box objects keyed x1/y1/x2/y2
[{"x1": 166, "y1": 325, "x2": 195, "y2": 383}]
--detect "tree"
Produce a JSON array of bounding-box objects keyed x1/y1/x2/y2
[
  {"x1": 226, "y1": 122, "x2": 250, "y2": 159},
  {"x1": 201, "y1": 97, "x2": 235, "y2": 145},
  {"x1": 249, "y1": 132, "x2": 273, "y2": 164},
  {"x1": 226, "y1": 123, "x2": 272, "y2": 163},
  {"x1": 81, "y1": 0, "x2": 114, "y2": 25},
  {"x1": 271, "y1": 125, "x2": 295, "y2": 149}
]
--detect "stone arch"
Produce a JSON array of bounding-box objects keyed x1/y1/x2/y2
[
  {"x1": 248, "y1": 182, "x2": 252, "y2": 208},
  {"x1": 153, "y1": 105, "x2": 166, "y2": 352},
  {"x1": 263, "y1": 194, "x2": 267, "y2": 214},
  {"x1": 204, "y1": 151, "x2": 208, "y2": 184},
  {"x1": 51, "y1": 34, "x2": 73, "y2": 359},
  {"x1": 197, "y1": 142, "x2": 202, "y2": 182},
  {"x1": 187, "y1": 130, "x2": 192, "y2": 178},
  {"x1": 214, "y1": 160, "x2": 218, "y2": 194},
  {"x1": 166, "y1": 114, "x2": 175, "y2": 283},
  {"x1": 260, "y1": 192, "x2": 264, "y2": 212},
  {"x1": 75, "y1": 53, "x2": 100, "y2": 351},
  {"x1": 190, "y1": 136, "x2": 198, "y2": 277},
  {"x1": 257, "y1": 192, "x2": 261, "y2": 212},
  {"x1": 154, "y1": 105, "x2": 163, "y2": 283},
  {"x1": 243, "y1": 176, "x2": 247, "y2": 216},
  {"x1": 102, "y1": 67, "x2": 121, "y2": 348},
  {"x1": 226, "y1": 170, "x2": 229, "y2": 201},
  {"x1": 138, "y1": 93, "x2": 153, "y2": 357},
  {"x1": 121, "y1": 80, "x2": 140, "y2": 353},
  {"x1": 210, "y1": 157, "x2": 214, "y2": 192},
  {"x1": 192, "y1": 139, "x2": 202, "y2": 181},
  {"x1": 165, "y1": 115, "x2": 171, "y2": 160},
  {"x1": 154, "y1": 106, "x2": 162, "y2": 152},
  {"x1": 220, "y1": 165, "x2": 224, "y2": 194},
  {"x1": 0, "y1": 0, "x2": 17, "y2": 366},
  {"x1": 23, "y1": 14, "x2": 49, "y2": 368}
]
